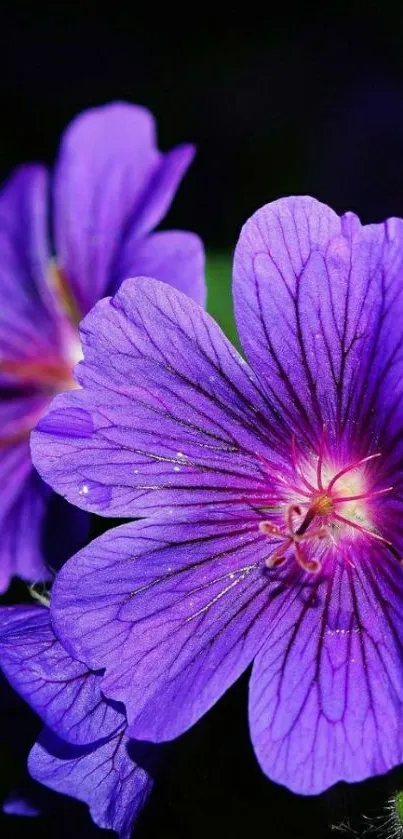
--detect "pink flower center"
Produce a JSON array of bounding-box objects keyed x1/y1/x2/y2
[{"x1": 259, "y1": 441, "x2": 396, "y2": 574}]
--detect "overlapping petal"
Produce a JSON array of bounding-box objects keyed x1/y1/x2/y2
[
  {"x1": 0, "y1": 605, "x2": 123, "y2": 745},
  {"x1": 0, "y1": 166, "x2": 60, "y2": 370},
  {"x1": 53, "y1": 102, "x2": 195, "y2": 315},
  {"x1": 51, "y1": 513, "x2": 403, "y2": 793},
  {"x1": 233, "y1": 197, "x2": 403, "y2": 453},
  {"x1": 28, "y1": 727, "x2": 152, "y2": 839},
  {"x1": 249, "y1": 545, "x2": 403, "y2": 793},
  {"x1": 115, "y1": 230, "x2": 206, "y2": 306},
  {"x1": 31, "y1": 278, "x2": 283, "y2": 518},
  {"x1": 51, "y1": 514, "x2": 274, "y2": 739}
]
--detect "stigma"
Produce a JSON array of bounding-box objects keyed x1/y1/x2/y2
[{"x1": 259, "y1": 441, "x2": 395, "y2": 574}]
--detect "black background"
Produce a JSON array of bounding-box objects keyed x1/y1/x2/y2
[{"x1": 2, "y1": 4, "x2": 403, "y2": 837}]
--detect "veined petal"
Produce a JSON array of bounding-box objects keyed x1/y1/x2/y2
[
  {"x1": 0, "y1": 606, "x2": 124, "y2": 745},
  {"x1": 249, "y1": 544, "x2": 403, "y2": 794},
  {"x1": 53, "y1": 102, "x2": 194, "y2": 315},
  {"x1": 28, "y1": 727, "x2": 153, "y2": 839},
  {"x1": 115, "y1": 230, "x2": 206, "y2": 306},
  {"x1": 31, "y1": 278, "x2": 282, "y2": 519},
  {"x1": 0, "y1": 166, "x2": 61, "y2": 368},
  {"x1": 51, "y1": 514, "x2": 272, "y2": 741},
  {"x1": 233, "y1": 196, "x2": 403, "y2": 452}
]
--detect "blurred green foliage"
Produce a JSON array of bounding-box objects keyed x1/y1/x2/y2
[{"x1": 206, "y1": 252, "x2": 239, "y2": 348}]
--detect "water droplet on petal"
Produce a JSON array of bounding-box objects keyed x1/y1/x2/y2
[{"x1": 77, "y1": 480, "x2": 112, "y2": 509}]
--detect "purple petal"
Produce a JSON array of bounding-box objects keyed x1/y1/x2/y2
[
  {"x1": 0, "y1": 408, "x2": 89, "y2": 589},
  {"x1": 233, "y1": 196, "x2": 403, "y2": 451},
  {"x1": 28, "y1": 727, "x2": 153, "y2": 839},
  {"x1": 117, "y1": 142, "x2": 195, "y2": 240},
  {"x1": 115, "y1": 230, "x2": 206, "y2": 306},
  {"x1": 0, "y1": 439, "x2": 51, "y2": 591},
  {"x1": 0, "y1": 605, "x2": 124, "y2": 745},
  {"x1": 51, "y1": 514, "x2": 272, "y2": 741},
  {"x1": 249, "y1": 545, "x2": 403, "y2": 794},
  {"x1": 0, "y1": 166, "x2": 61, "y2": 367},
  {"x1": 53, "y1": 102, "x2": 194, "y2": 315},
  {"x1": 31, "y1": 277, "x2": 281, "y2": 518}
]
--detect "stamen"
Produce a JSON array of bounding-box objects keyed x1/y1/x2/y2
[
  {"x1": 332, "y1": 487, "x2": 393, "y2": 504},
  {"x1": 316, "y1": 432, "x2": 327, "y2": 492},
  {"x1": 259, "y1": 438, "x2": 398, "y2": 575},
  {"x1": 333, "y1": 512, "x2": 393, "y2": 546},
  {"x1": 327, "y1": 453, "x2": 382, "y2": 494}
]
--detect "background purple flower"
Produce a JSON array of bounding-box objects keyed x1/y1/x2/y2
[
  {"x1": 0, "y1": 101, "x2": 205, "y2": 592},
  {"x1": 32, "y1": 196, "x2": 403, "y2": 795},
  {"x1": 0, "y1": 605, "x2": 157, "y2": 837}
]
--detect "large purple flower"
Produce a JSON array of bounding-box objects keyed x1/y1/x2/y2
[
  {"x1": 0, "y1": 605, "x2": 155, "y2": 836},
  {"x1": 31, "y1": 196, "x2": 403, "y2": 794},
  {"x1": 0, "y1": 101, "x2": 205, "y2": 591}
]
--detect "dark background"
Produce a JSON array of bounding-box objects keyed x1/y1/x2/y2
[{"x1": 2, "y1": 4, "x2": 403, "y2": 837}]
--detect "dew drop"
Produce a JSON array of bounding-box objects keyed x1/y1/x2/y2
[
  {"x1": 173, "y1": 465, "x2": 181, "y2": 472},
  {"x1": 77, "y1": 480, "x2": 112, "y2": 509}
]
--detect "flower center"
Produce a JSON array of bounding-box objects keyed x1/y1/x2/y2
[{"x1": 259, "y1": 442, "x2": 396, "y2": 574}]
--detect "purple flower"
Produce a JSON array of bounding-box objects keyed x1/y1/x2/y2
[
  {"x1": 0, "y1": 101, "x2": 205, "y2": 591},
  {"x1": 31, "y1": 196, "x2": 403, "y2": 794},
  {"x1": 0, "y1": 605, "x2": 156, "y2": 836}
]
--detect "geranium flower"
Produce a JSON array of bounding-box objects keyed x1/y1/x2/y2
[
  {"x1": 31, "y1": 196, "x2": 403, "y2": 793},
  {"x1": 0, "y1": 101, "x2": 204, "y2": 590}
]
